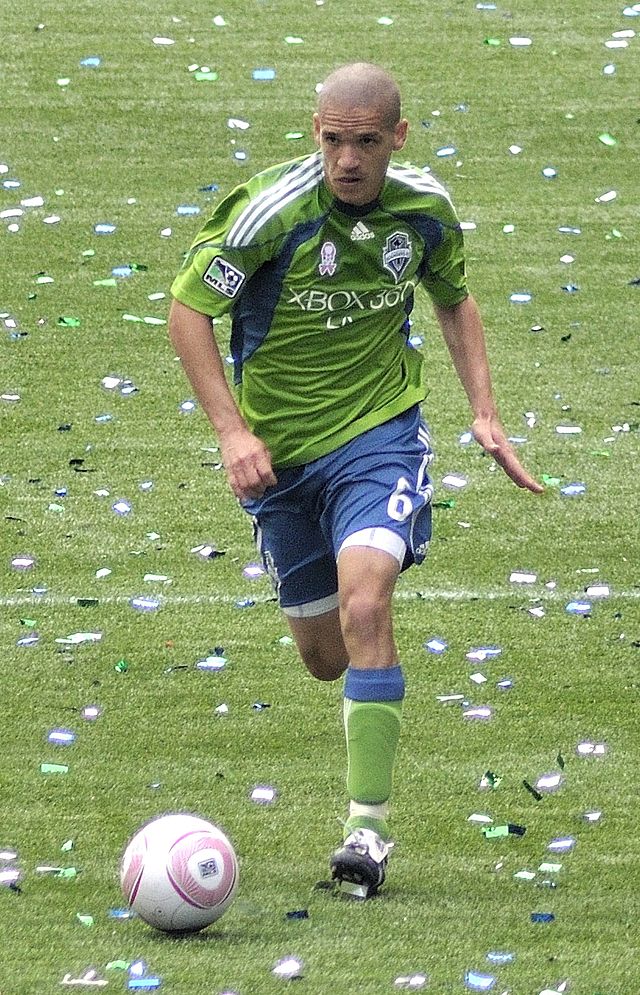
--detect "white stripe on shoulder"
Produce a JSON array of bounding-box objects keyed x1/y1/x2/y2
[
  {"x1": 387, "y1": 164, "x2": 453, "y2": 205},
  {"x1": 227, "y1": 154, "x2": 324, "y2": 247}
]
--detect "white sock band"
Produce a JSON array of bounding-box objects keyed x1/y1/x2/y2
[{"x1": 349, "y1": 801, "x2": 389, "y2": 823}]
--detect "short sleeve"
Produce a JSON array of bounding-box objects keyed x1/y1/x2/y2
[
  {"x1": 170, "y1": 187, "x2": 275, "y2": 318},
  {"x1": 419, "y1": 196, "x2": 469, "y2": 309}
]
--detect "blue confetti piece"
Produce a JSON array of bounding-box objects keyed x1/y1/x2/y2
[
  {"x1": 486, "y1": 951, "x2": 515, "y2": 964},
  {"x1": 112, "y1": 265, "x2": 133, "y2": 277},
  {"x1": 80, "y1": 56, "x2": 101, "y2": 67},
  {"x1": 129, "y1": 596, "x2": 161, "y2": 612},
  {"x1": 560, "y1": 482, "x2": 586, "y2": 497},
  {"x1": 199, "y1": 183, "x2": 220, "y2": 191},
  {"x1": 531, "y1": 911, "x2": 555, "y2": 923},
  {"x1": 176, "y1": 205, "x2": 201, "y2": 215},
  {"x1": 108, "y1": 907, "x2": 134, "y2": 919},
  {"x1": 94, "y1": 223, "x2": 116, "y2": 234},
  {"x1": 252, "y1": 68, "x2": 276, "y2": 80},
  {"x1": 565, "y1": 600, "x2": 591, "y2": 615},
  {"x1": 436, "y1": 146, "x2": 457, "y2": 157},
  {"x1": 47, "y1": 728, "x2": 76, "y2": 746},
  {"x1": 464, "y1": 970, "x2": 496, "y2": 991},
  {"x1": 128, "y1": 981, "x2": 161, "y2": 991}
]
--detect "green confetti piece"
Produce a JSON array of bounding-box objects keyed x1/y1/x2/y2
[
  {"x1": 122, "y1": 313, "x2": 143, "y2": 322},
  {"x1": 82, "y1": 249, "x2": 96, "y2": 257},
  {"x1": 598, "y1": 132, "x2": 617, "y2": 146},
  {"x1": 377, "y1": 16, "x2": 394, "y2": 25},
  {"x1": 107, "y1": 961, "x2": 131, "y2": 971},
  {"x1": 484, "y1": 37, "x2": 501, "y2": 46},
  {"x1": 76, "y1": 913, "x2": 94, "y2": 927},
  {"x1": 41, "y1": 763, "x2": 69, "y2": 774},
  {"x1": 590, "y1": 449, "x2": 611, "y2": 457},
  {"x1": 61, "y1": 839, "x2": 74, "y2": 852},
  {"x1": 285, "y1": 132, "x2": 305, "y2": 140},
  {"x1": 56, "y1": 867, "x2": 78, "y2": 878},
  {"x1": 539, "y1": 862, "x2": 562, "y2": 873},
  {"x1": 57, "y1": 316, "x2": 81, "y2": 327},
  {"x1": 115, "y1": 659, "x2": 129, "y2": 673},
  {"x1": 483, "y1": 825, "x2": 509, "y2": 838},
  {"x1": 284, "y1": 35, "x2": 304, "y2": 43},
  {"x1": 93, "y1": 278, "x2": 118, "y2": 286},
  {"x1": 541, "y1": 474, "x2": 561, "y2": 487},
  {"x1": 36, "y1": 275, "x2": 54, "y2": 284},
  {"x1": 20, "y1": 618, "x2": 37, "y2": 627},
  {"x1": 194, "y1": 71, "x2": 218, "y2": 81}
]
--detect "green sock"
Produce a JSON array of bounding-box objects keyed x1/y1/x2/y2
[{"x1": 343, "y1": 697, "x2": 403, "y2": 837}]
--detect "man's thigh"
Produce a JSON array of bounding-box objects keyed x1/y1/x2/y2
[
  {"x1": 320, "y1": 406, "x2": 434, "y2": 571},
  {"x1": 245, "y1": 470, "x2": 339, "y2": 614}
]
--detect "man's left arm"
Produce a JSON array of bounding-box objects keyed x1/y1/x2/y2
[{"x1": 434, "y1": 294, "x2": 544, "y2": 494}]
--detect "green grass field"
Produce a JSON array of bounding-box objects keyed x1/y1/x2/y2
[{"x1": 1, "y1": 0, "x2": 639, "y2": 992}]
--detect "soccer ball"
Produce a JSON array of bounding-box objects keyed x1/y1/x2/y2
[{"x1": 120, "y1": 812, "x2": 238, "y2": 932}]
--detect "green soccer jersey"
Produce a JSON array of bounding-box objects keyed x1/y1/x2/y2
[{"x1": 171, "y1": 151, "x2": 468, "y2": 468}]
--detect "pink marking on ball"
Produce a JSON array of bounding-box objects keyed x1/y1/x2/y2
[
  {"x1": 121, "y1": 833, "x2": 147, "y2": 903},
  {"x1": 167, "y1": 831, "x2": 236, "y2": 909}
]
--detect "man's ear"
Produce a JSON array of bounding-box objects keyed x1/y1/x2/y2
[
  {"x1": 393, "y1": 118, "x2": 409, "y2": 151},
  {"x1": 313, "y1": 112, "x2": 322, "y2": 146}
]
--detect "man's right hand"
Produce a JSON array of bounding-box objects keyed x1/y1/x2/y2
[{"x1": 220, "y1": 428, "x2": 278, "y2": 502}]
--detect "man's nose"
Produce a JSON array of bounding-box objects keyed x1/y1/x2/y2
[{"x1": 338, "y1": 145, "x2": 360, "y2": 170}]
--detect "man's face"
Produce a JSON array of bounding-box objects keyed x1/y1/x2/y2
[{"x1": 313, "y1": 101, "x2": 408, "y2": 206}]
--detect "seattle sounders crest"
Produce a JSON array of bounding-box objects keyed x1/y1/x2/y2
[{"x1": 382, "y1": 232, "x2": 412, "y2": 283}]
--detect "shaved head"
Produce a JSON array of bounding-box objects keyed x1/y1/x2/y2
[{"x1": 318, "y1": 63, "x2": 401, "y2": 129}]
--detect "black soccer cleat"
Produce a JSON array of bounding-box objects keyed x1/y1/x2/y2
[{"x1": 329, "y1": 828, "x2": 392, "y2": 899}]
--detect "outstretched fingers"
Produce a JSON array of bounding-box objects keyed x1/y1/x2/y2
[{"x1": 472, "y1": 416, "x2": 544, "y2": 494}]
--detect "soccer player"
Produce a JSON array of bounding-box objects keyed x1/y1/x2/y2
[{"x1": 169, "y1": 62, "x2": 543, "y2": 898}]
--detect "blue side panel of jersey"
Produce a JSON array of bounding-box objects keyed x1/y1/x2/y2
[
  {"x1": 385, "y1": 212, "x2": 446, "y2": 334},
  {"x1": 390, "y1": 211, "x2": 465, "y2": 302},
  {"x1": 229, "y1": 215, "x2": 328, "y2": 385}
]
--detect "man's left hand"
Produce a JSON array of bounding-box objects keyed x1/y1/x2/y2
[{"x1": 472, "y1": 414, "x2": 544, "y2": 493}]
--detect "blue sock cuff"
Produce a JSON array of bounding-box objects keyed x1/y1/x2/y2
[{"x1": 344, "y1": 665, "x2": 405, "y2": 702}]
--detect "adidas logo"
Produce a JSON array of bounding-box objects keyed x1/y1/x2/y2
[{"x1": 350, "y1": 221, "x2": 375, "y2": 241}]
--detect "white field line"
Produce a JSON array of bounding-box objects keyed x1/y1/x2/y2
[{"x1": 0, "y1": 588, "x2": 638, "y2": 608}]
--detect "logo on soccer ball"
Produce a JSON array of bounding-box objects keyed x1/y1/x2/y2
[
  {"x1": 318, "y1": 241, "x2": 337, "y2": 276},
  {"x1": 382, "y1": 232, "x2": 412, "y2": 283},
  {"x1": 203, "y1": 256, "x2": 246, "y2": 298},
  {"x1": 198, "y1": 857, "x2": 219, "y2": 879}
]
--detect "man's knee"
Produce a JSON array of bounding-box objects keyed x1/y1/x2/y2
[{"x1": 340, "y1": 588, "x2": 391, "y2": 642}]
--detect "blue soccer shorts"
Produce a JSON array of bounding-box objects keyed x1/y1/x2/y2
[{"x1": 242, "y1": 405, "x2": 434, "y2": 617}]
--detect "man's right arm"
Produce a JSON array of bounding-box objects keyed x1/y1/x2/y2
[{"x1": 168, "y1": 299, "x2": 277, "y2": 501}]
